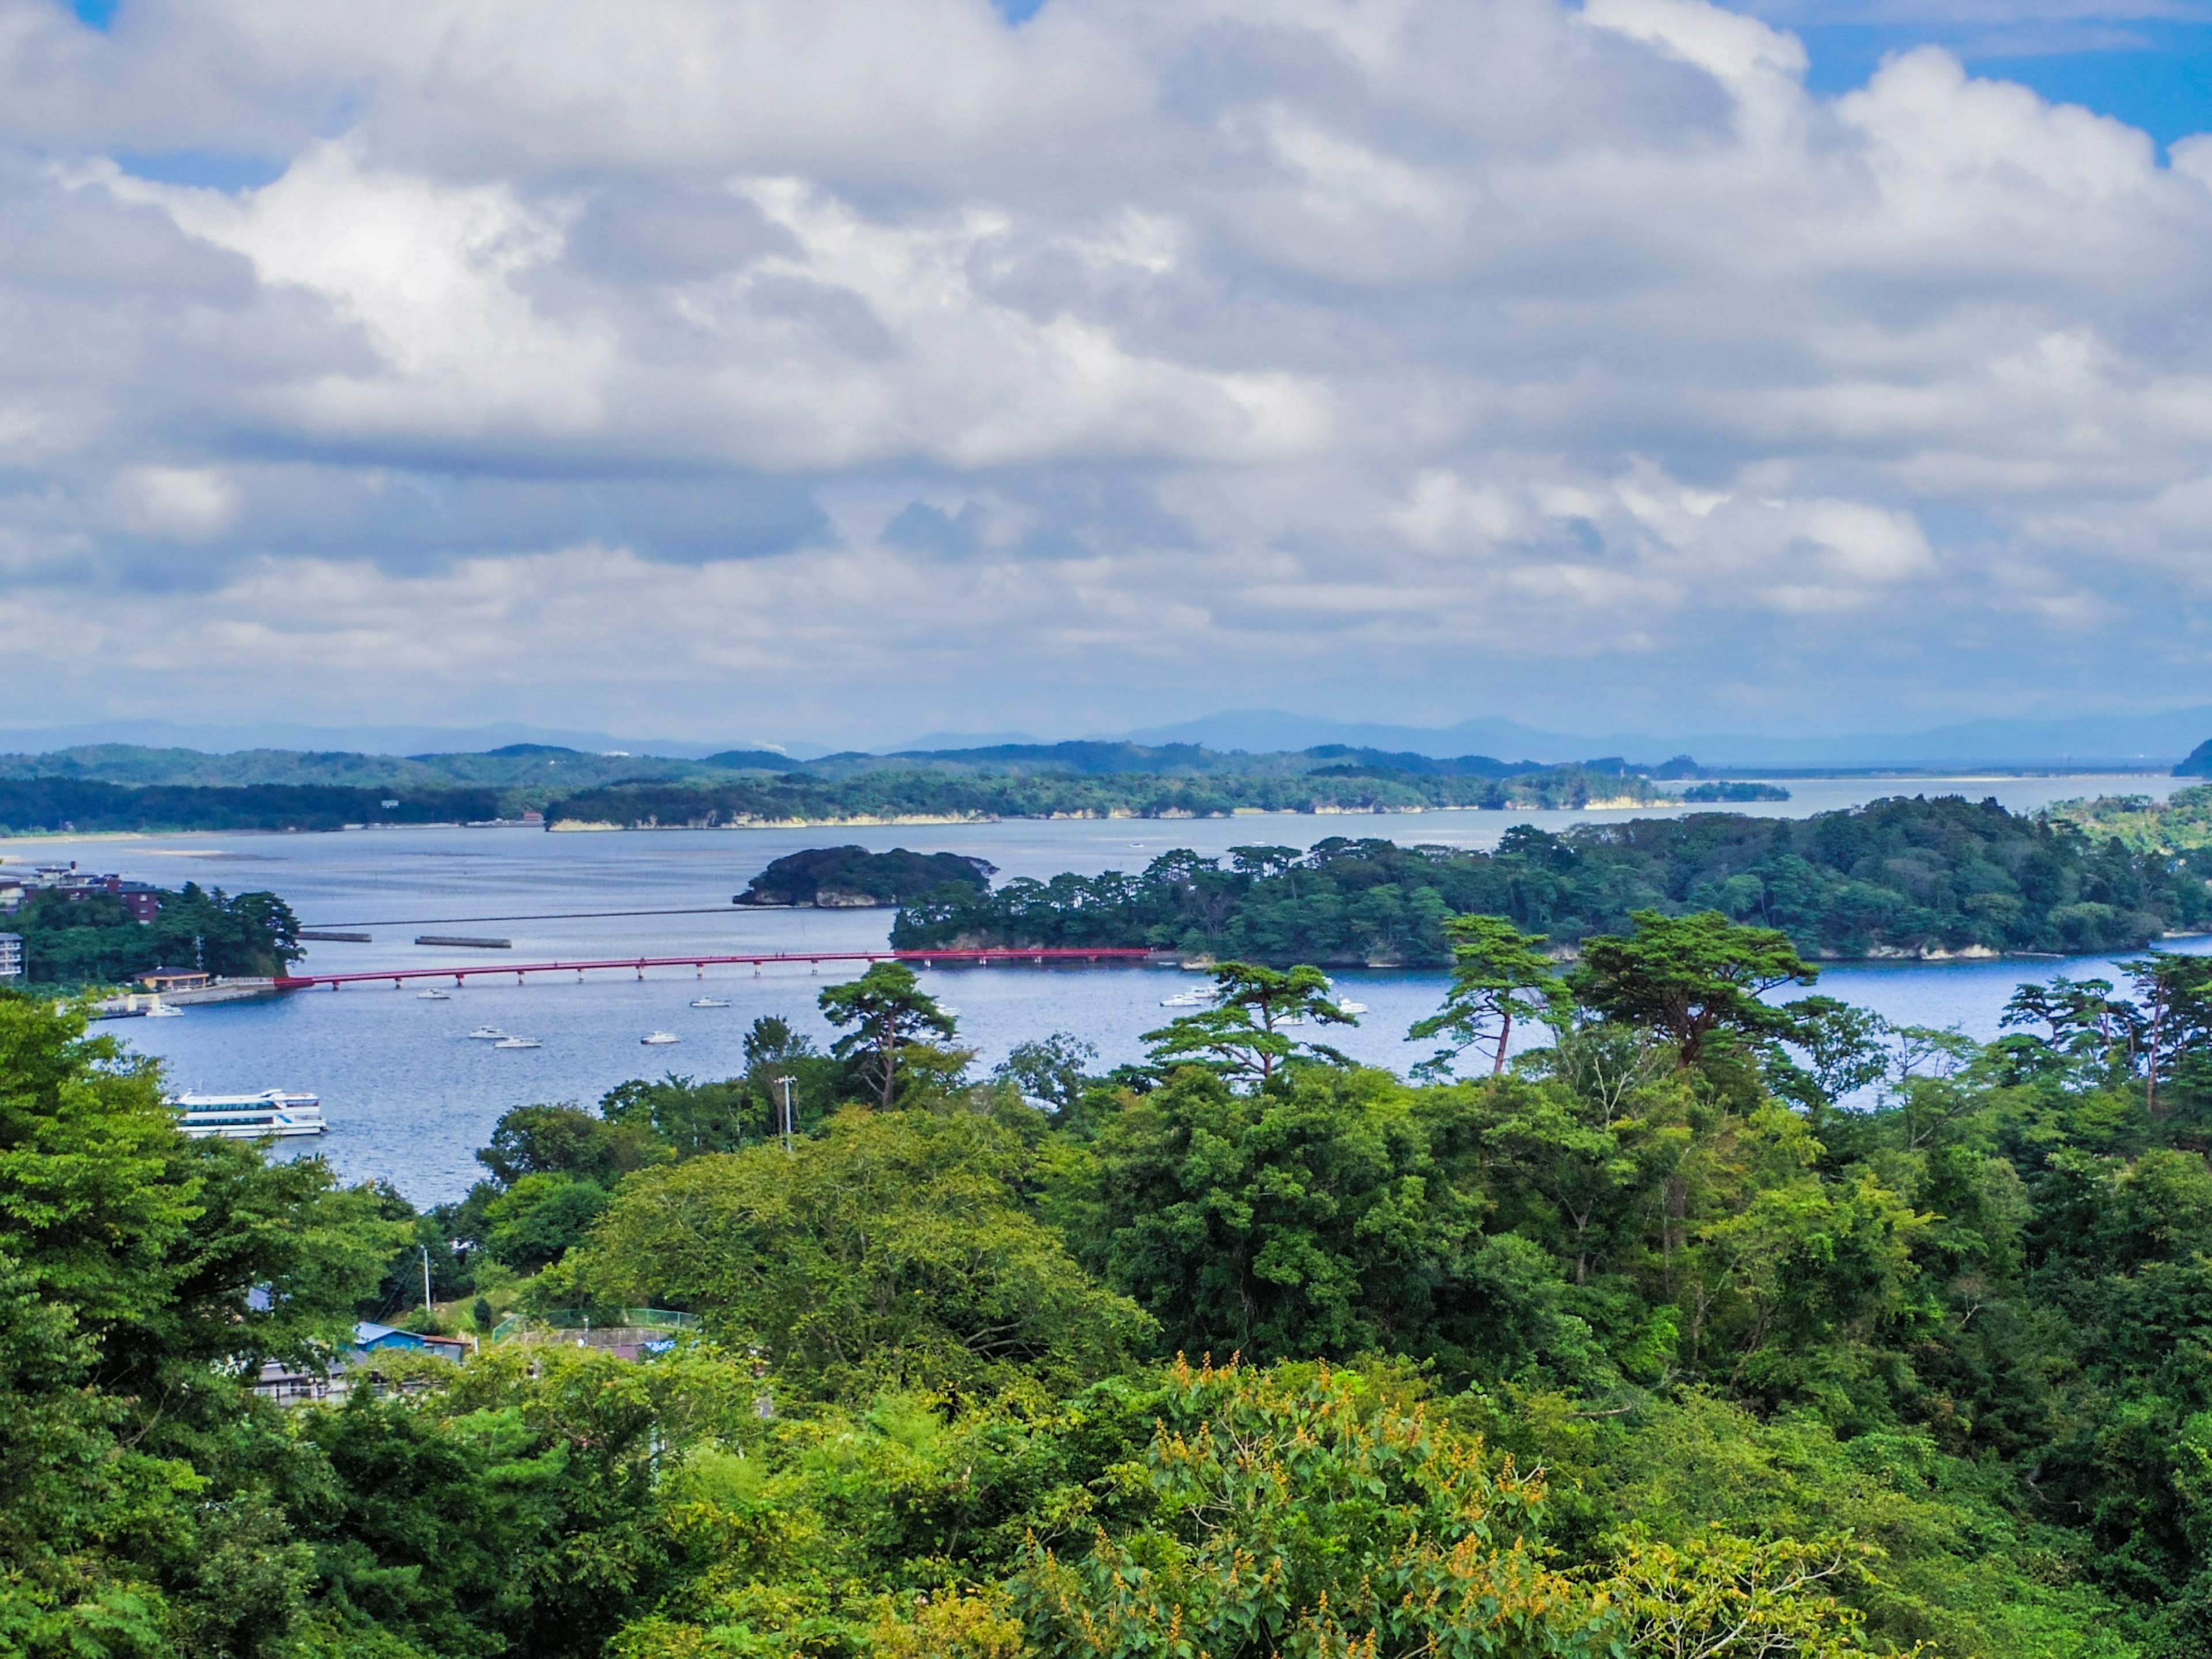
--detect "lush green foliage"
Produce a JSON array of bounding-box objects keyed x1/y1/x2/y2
[
  {"x1": 2045, "y1": 782, "x2": 2212, "y2": 857},
  {"x1": 8, "y1": 881, "x2": 302, "y2": 986},
  {"x1": 565, "y1": 1108, "x2": 1154, "y2": 1403},
  {"x1": 896, "y1": 796, "x2": 2210, "y2": 964},
  {"x1": 24, "y1": 908, "x2": 2212, "y2": 1657}
]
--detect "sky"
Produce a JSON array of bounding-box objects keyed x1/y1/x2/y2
[{"x1": 5, "y1": 0, "x2": 2212, "y2": 749}]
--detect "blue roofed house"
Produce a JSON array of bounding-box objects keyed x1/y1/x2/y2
[
  {"x1": 254, "y1": 1321, "x2": 471, "y2": 1406},
  {"x1": 353, "y1": 1321, "x2": 469, "y2": 1363}
]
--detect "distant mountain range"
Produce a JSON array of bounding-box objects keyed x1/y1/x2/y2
[
  {"x1": 1113, "y1": 708, "x2": 2212, "y2": 770},
  {"x1": 2, "y1": 704, "x2": 2206, "y2": 771}
]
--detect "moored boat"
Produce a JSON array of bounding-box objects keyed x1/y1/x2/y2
[
  {"x1": 642, "y1": 1031, "x2": 680, "y2": 1045},
  {"x1": 170, "y1": 1090, "x2": 326, "y2": 1139}
]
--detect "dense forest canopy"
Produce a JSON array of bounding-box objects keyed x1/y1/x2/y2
[
  {"x1": 895, "y1": 795, "x2": 2212, "y2": 964},
  {"x1": 6, "y1": 881, "x2": 302, "y2": 984},
  {"x1": 14, "y1": 900, "x2": 2212, "y2": 1655},
  {"x1": 0, "y1": 779, "x2": 506, "y2": 835}
]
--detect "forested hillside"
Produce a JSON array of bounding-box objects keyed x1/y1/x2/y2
[
  {"x1": 0, "y1": 778, "x2": 505, "y2": 835},
  {"x1": 895, "y1": 795, "x2": 2211, "y2": 963},
  {"x1": 12, "y1": 913, "x2": 2212, "y2": 1655},
  {"x1": 546, "y1": 759, "x2": 1662, "y2": 828}
]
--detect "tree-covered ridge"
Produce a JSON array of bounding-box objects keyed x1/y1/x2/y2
[
  {"x1": 543, "y1": 759, "x2": 1668, "y2": 828},
  {"x1": 0, "y1": 778, "x2": 506, "y2": 835},
  {"x1": 7, "y1": 881, "x2": 302, "y2": 984},
  {"x1": 735, "y1": 844, "x2": 995, "y2": 907},
  {"x1": 894, "y1": 795, "x2": 2210, "y2": 964}
]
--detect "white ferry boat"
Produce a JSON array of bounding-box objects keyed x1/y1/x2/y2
[{"x1": 169, "y1": 1090, "x2": 327, "y2": 1140}]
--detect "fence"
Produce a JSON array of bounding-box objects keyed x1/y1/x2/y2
[{"x1": 488, "y1": 1307, "x2": 700, "y2": 1344}]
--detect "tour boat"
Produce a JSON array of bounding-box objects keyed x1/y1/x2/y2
[
  {"x1": 492, "y1": 1035, "x2": 541, "y2": 1050},
  {"x1": 1335, "y1": 998, "x2": 1370, "y2": 1016},
  {"x1": 170, "y1": 1090, "x2": 327, "y2": 1140},
  {"x1": 688, "y1": 997, "x2": 730, "y2": 1008},
  {"x1": 642, "y1": 1031, "x2": 680, "y2": 1045},
  {"x1": 1160, "y1": 988, "x2": 1211, "y2": 1008},
  {"x1": 417, "y1": 988, "x2": 451, "y2": 1000},
  {"x1": 467, "y1": 1026, "x2": 506, "y2": 1040},
  {"x1": 143, "y1": 997, "x2": 184, "y2": 1018}
]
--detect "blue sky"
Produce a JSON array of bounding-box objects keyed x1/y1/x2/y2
[
  {"x1": 1793, "y1": 14, "x2": 2212, "y2": 146},
  {"x1": 9, "y1": 0, "x2": 2212, "y2": 748}
]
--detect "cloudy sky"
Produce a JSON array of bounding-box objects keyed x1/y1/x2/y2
[{"x1": 4, "y1": 0, "x2": 2212, "y2": 748}]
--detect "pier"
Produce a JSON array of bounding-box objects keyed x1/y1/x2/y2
[{"x1": 272, "y1": 946, "x2": 1158, "y2": 991}]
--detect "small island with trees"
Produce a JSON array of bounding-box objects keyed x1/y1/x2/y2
[{"x1": 892, "y1": 794, "x2": 2212, "y2": 964}]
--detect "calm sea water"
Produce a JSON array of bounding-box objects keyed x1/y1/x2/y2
[{"x1": 5, "y1": 772, "x2": 2194, "y2": 1205}]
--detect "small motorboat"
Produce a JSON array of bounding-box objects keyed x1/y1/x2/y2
[
  {"x1": 1335, "y1": 998, "x2": 1370, "y2": 1016},
  {"x1": 1160, "y1": 988, "x2": 1211, "y2": 1008},
  {"x1": 143, "y1": 997, "x2": 184, "y2": 1018},
  {"x1": 689, "y1": 997, "x2": 730, "y2": 1009},
  {"x1": 642, "y1": 1031, "x2": 680, "y2": 1046},
  {"x1": 492, "y1": 1036, "x2": 541, "y2": 1050},
  {"x1": 417, "y1": 988, "x2": 451, "y2": 1000},
  {"x1": 467, "y1": 1027, "x2": 507, "y2": 1040}
]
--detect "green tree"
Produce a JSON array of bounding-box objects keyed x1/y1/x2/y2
[
  {"x1": 474, "y1": 1101, "x2": 667, "y2": 1187},
  {"x1": 484, "y1": 1173, "x2": 611, "y2": 1270},
  {"x1": 1012, "y1": 1358, "x2": 1596, "y2": 1659},
  {"x1": 1085, "y1": 1065, "x2": 1505, "y2": 1369},
  {"x1": 1409, "y1": 914, "x2": 1571, "y2": 1077},
  {"x1": 1142, "y1": 961, "x2": 1354, "y2": 1088},
  {"x1": 992, "y1": 1033, "x2": 1099, "y2": 1118},
  {"x1": 819, "y1": 963, "x2": 960, "y2": 1109},
  {"x1": 1574, "y1": 911, "x2": 1818, "y2": 1068},
  {"x1": 568, "y1": 1108, "x2": 1153, "y2": 1402}
]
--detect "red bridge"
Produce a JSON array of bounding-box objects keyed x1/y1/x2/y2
[{"x1": 274, "y1": 946, "x2": 1158, "y2": 991}]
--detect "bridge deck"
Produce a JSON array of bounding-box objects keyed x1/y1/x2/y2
[{"x1": 273, "y1": 946, "x2": 1158, "y2": 990}]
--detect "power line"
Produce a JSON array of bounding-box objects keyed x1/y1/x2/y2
[{"x1": 300, "y1": 904, "x2": 755, "y2": 928}]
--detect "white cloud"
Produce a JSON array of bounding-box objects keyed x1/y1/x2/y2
[{"x1": 0, "y1": 0, "x2": 2209, "y2": 738}]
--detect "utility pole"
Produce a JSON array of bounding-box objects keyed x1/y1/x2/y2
[
  {"x1": 421, "y1": 1244, "x2": 433, "y2": 1317},
  {"x1": 779, "y1": 1075, "x2": 796, "y2": 1156}
]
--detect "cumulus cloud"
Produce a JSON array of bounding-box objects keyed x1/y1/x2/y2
[{"x1": 0, "y1": 0, "x2": 2209, "y2": 740}]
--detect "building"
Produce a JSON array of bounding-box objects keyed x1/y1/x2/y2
[
  {"x1": 351, "y1": 1321, "x2": 470, "y2": 1364},
  {"x1": 252, "y1": 1323, "x2": 472, "y2": 1407},
  {"x1": 0, "y1": 933, "x2": 20, "y2": 979},
  {"x1": 0, "y1": 862, "x2": 164, "y2": 922},
  {"x1": 137, "y1": 967, "x2": 213, "y2": 993},
  {"x1": 61, "y1": 872, "x2": 165, "y2": 922}
]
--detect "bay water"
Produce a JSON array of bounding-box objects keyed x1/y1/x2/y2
[{"x1": 5, "y1": 771, "x2": 2195, "y2": 1204}]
